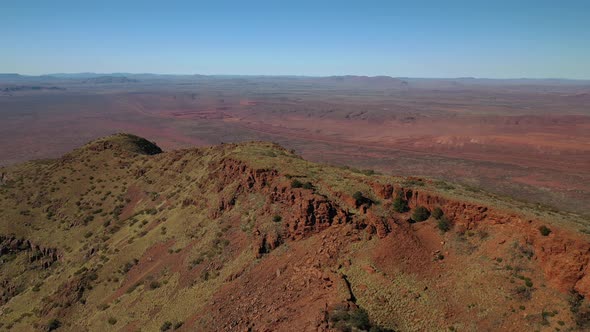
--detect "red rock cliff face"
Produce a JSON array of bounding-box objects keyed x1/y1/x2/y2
[
  {"x1": 209, "y1": 159, "x2": 590, "y2": 298},
  {"x1": 211, "y1": 159, "x2": 351, "y2": 240},
  {"x1": 0, "y1": 236, "x2": 61, "y2": 268},
  {"x1": 370, "y1": 182, "x2": 590, "y2": 297}
]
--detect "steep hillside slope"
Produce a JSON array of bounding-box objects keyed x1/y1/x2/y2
[{"x1": 0, "y1": 134, "x2": 589, "y2": 331}]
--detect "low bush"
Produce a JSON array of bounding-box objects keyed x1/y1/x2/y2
[
  {"x1": 292, "y1": 179, "x2": 313, "y2": 189},
  {"x1": 569, "y1": 290, "x2": 590, "y2": 328},
  {"x1": 47, "y1": 319, "x2": 61, "y2": 331},
  {"x1": 539, "y1": 225, "x2": 551, "y2": 236},
  {"x1": 411, "y1": 206, "x2": 430, "y2": 222},
  {"x1": 392, "y1": 195, "x2": 409, "y2": 213},
  {"x1": 512, "y1": 285, "x2": 533, "y2": 301},
  {"x1": 160, "y1": 321, "x2": 172, "y2": 331},
  {"x1": 437, "y1": 217, "x2": 451, "y2": 232},
  {"x1": 432, "y1": 207, "x2": 444, "y2": 220},
  {"x1": 329, "y1": 305, "x2": 393, "y2": 332},
  {"x1": 291, "y1": 179, "x2": 303, "y2": 188},
  {"x1": 352, "y1": 191, "x2": 373, "y2": 206}
]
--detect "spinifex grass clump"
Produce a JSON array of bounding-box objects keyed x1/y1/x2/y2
[{"x1": 411, "y1": 206, "x2": 430, "y2": 222}]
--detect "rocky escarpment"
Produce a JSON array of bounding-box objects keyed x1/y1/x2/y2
[
  {"x1": 206, "y1": 156, "x2": 590, "y2": 299},
  {"x1": 207, "y1": 158, "x2": 355, "y2": 259},
  {"x1": 0, "y1": 236, "x2": 61, "y2": 268},
  {"x1": 370, "y1": 182, "x2": 590, "y2": 298},
  {"x1": 40, "y1": 273, "x2": 92, "y2": 317},
  {"x1": 211, "y1": 158, "x2": 352, "y2": 242},
  {"x1": 0, "y1": 236, "x2": 61, "y2": 305}
]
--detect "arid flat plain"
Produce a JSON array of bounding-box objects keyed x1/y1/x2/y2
[{"x1": 1, "y1": 75, "x2": 589, "y2": 215}]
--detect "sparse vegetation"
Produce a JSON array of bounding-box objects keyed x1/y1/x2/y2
[
  {"x1": 569, "y1": 291, "x2": 590, "y2": 328},
  {"x1": 539, "y1": 225, "x2": 551, "y2": 236},
  {"x1": 432, "y1": 207, "x2": 444, "y2": 219},
  {"x1": 352, "y1": 191, "x2": 372, "y2": 206},
  {"x1": 291, "y1": 179, "x2": 314, "y2": 190},
  {"x1": 47, "y1": 319, "x2": 61, "y2": 331},
  {"x1": 392, "y1": 194, "x2": 409, "y2": 213},
  {"x1": 437, "y1": 216, "x2": 451, "y2": 232},
  {"x1": 291, "y1": 179, "x2": 303, "y2": 188},
  {"x1": 329, "y1": 304, "x2": 393, "y2": 332},
  {"x1": 160, "y1": 321, "x2": 173, "y2": 331},
  {"x1": 411, "y1": 205, "x2": 430, "y2": 222},
  {"x1": 0, "y1": 135, "x2": 586, "y2": 331},
  {"x1": 512, "y1": 285, "x2": 533, "y2": 301}
]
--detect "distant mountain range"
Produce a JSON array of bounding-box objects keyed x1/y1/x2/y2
[{"x1": 0, "y1": 73, "x2": 589, "y2": 89}]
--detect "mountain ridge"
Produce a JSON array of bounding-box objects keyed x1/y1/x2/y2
[{"x1": 1, "y1": 134, "x2": 589, "y2": 331}]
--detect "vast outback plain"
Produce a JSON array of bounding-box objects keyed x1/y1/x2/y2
[
  {"x1": 1, "y1": 74, "x2": 590, "y2": 331},
  {"x1": 1, "y1": 74, "x2": 589, "y2": 215}
]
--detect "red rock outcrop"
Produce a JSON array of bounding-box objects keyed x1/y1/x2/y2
[
  {"x1": 368, "y1": 181, "x2": 590, "y2": 297},
  {"x1": 0, "y1": 236, "x2": 61, "y2": 268},
  {"x1": 40, "y1": 273, "x2": 90, "y2": 317},
  {"x1": 211, "y1": 158, "x2": 351, "y2": 241}
]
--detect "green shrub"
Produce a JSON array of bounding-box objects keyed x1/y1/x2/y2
[
  {"x1": 437, "y1": 217, "x2": 451, "y2": 232},
  {"x1": 348, "y1": 308, "x2": 371, "y2": 330},
  {"x1": 126, "y1": 283, "x2": 140, "y2": 294},
  {"x1": 329, "y1": 305, "x2": 392, "y2": 332},
  {"x1": 291, "y1": 179, "x2": 313, "y2": 189},
  {"x1": 149, "y1": 281, "x2": 161, "y2": 289},
  {"x1": 539, "y1": 225, "x2": 551, "y2": 236},
  {"x1": 432, "y1": 207, "x2": 444, "y2": 220},
  {"x1": 291, "y1": 179, "x2": 303, "y2": 188},
  {"x1": 411, "y1": 206, "x2": 430, "y2": 222},
  {"x1": 392, "y1": 195, "x2": 409, "y2": 213},
  {"x1": 272, "y1": 215, "x2": 282, "y2": 222},
  {"x1": 352, "y1": 191, "x2": 364, "y2": 204},
  {"x1": 160, "y1": 321, "x2": 172, "y2": 331},
  {"x1": 513, "y1": 285, "x2": 532, "y2": 300},
  {"x1": 568, "y1": 291, "x2": 590, "y2": 328},
  {"x1": 108, "y1": 317, "x2": 117, "y2": 325},
  {"x1": 47, "y1": 319, "x2": 61, "y2": 331}
]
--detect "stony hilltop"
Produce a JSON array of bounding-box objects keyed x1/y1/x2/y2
[{"x1": 1, "y1": 134, "x2": 589, "y2": 331}]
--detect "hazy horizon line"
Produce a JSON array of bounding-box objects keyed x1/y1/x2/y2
[{"x1": 2, "y1": 72, "x2": 590, "y2": 81}]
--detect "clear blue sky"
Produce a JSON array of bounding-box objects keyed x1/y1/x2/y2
[{"x1": 2, "y1": 0, "x2": 589, "y2": 78}]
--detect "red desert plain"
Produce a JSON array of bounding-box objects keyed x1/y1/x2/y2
[{"x1": 1, "y1": 74, "x2": 589, "y2": 217}]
